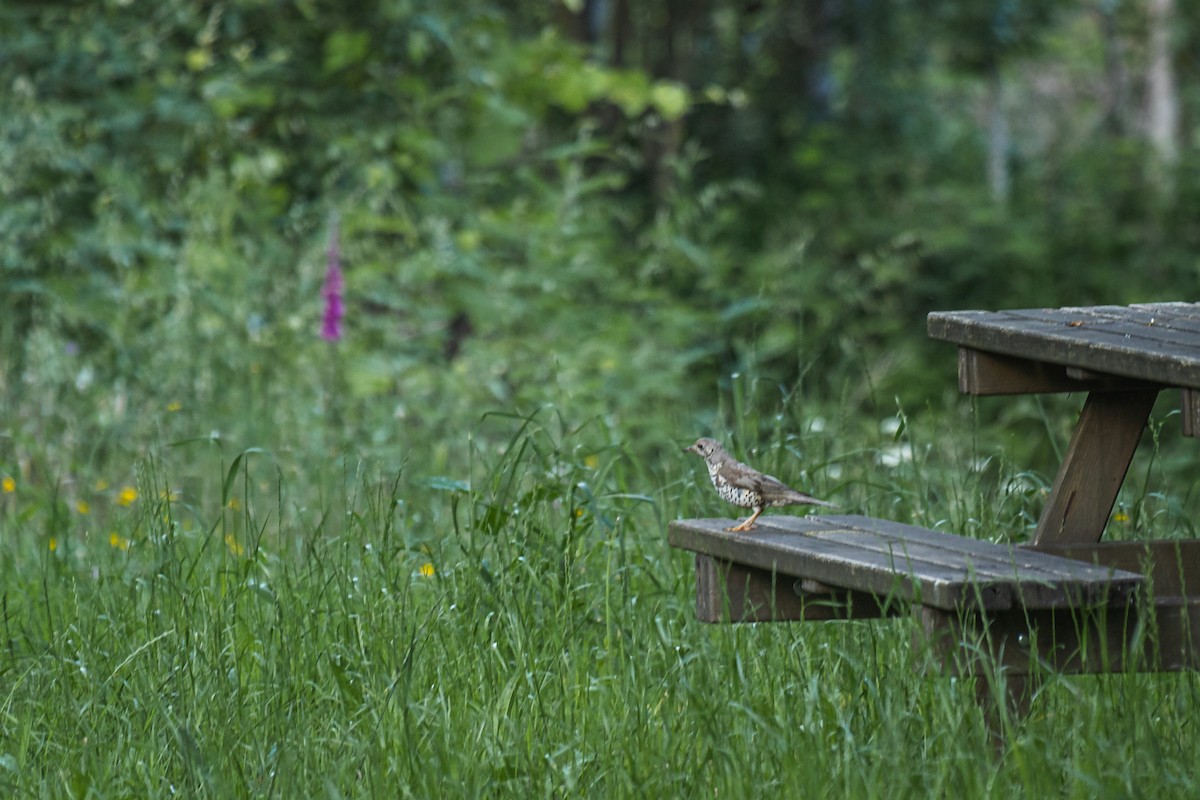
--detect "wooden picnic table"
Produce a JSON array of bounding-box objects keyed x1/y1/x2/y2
[{"x1": 669, "y1": 303, "x2": 1200, "y2": 717}]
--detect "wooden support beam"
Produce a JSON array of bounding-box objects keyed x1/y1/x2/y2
[
  {"x1": 1183, "y1": 388, "x2": 1200, "y2": 438},
  {"x1": 957, "y1": 348, "x2": 1163, "y2": 396},
  {"x1": 914, "y1": 595, "x2": 1200, "y2": 677},
  {"x1": 692, "y1": 554, "x2": 896, "y2": 623},
  {"x1": 1033, "y1": 389, "x2": 1159, "y2": 545}
]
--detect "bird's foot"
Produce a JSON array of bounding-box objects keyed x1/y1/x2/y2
[{"x1": 725, "y1": 509, "x2": 763, "y2": 532}]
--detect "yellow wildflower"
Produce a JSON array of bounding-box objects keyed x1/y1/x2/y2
[
  {"x1": 583, "y1": 454, "x2": 600, "y2": 469},
  {"x1": 94, "y1": 479, "x2": 109, "y2": 492},
  {"x1": 227, "y1": 497, "x2": 241, "y2": 510},
  {"x1": 76, "y1": 500, "x2": 90, "y2": 515},
  {"x1": 109, "y1": 532, "x2": 130, "y2": 551},
  {"x1": 225, "y1": 534, "x2": 245, "y2": 557},
  {"x1": 1113, "y1": 511, "x2": 1130, "y2": 523},
  {"x1": 166, "y1": 401, "x2": 182, "y2": 412},
  {"x1": 1, "y1": 476, "x2": 14, "y2": 493},
  {"x1": 117, "y1": 486, "x2": 137, "y2": 507},
  {"x1": 418, "y1": 562, "x2": 435, "y2": 577},
  {"x1": 48, "y1": 537, "x2": 57, "y2": 552}
]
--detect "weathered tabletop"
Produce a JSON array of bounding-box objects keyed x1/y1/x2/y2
[
  {"x1": 929, "y1": 302, "x2": 1200, "y2": 546},
  {"x1": 928, "y1": 303, "x2": 1200, "y2": 390}
]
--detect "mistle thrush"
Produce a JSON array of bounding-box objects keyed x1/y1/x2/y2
[{"x1": 684, "y1": 437, "x2": 836, "y2": 531}]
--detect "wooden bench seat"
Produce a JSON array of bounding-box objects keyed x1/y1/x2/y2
[{"x1": 669, "y1": 515, "x2": 1143, "y2": 623}]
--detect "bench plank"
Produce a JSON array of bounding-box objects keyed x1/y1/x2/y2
[
  {"x1": 672, "y1": 517, "x2": 1010, "y2": 610},
  {"x1": 1026, "y1": 539, "x2": 1200, "y2": 600},
  {"x1": 815, "y1": 516, "x2": 1103, "y2": 573},
  {"x1": 668, "y1": 515, "x2": 1142, "y2": 613},
  {"x1": 766, "y1": 515, "x2": 1142, "y2": 589}
]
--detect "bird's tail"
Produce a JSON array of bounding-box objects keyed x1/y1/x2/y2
[{"x1": 790, "y1": 491, "x2": 838, "y2": 509}]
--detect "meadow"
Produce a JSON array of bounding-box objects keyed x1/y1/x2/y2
[{"x1": 3, "y1": 335, "x2": 1200, "y2": 797}]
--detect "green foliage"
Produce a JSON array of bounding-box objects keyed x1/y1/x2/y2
[
  {"x1": 924, "y1": 0, "x2": 1064, "y2": 72},
  {"x1": 6, "y1": 0, "x2": 1200, "y2": 431}
]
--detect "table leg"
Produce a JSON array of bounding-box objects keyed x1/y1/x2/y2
[{"x1": 1033, "y1": 389, "x2": 1158, "y2": 546}]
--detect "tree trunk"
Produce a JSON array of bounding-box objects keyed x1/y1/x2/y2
[
  {"x1": 1098, "y1": 1, "x2": 1129, "y2": 135},
  {"x1": 986, "y1": 62, "x2": 1010, "y2": 205},
  {"x1": 1146, "y1": 0, "x2": 1178, "y2": 166},
  {"x1": 611, "y1": 0, "x2": 631, "y2": 67},
  {"x1": 643, "y1": 0, "x2": 697, "y2": 205}
]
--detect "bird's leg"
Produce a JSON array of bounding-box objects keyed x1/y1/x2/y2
[{"x1": 726, "y1": 507, "x2": 763, "y2": 532}]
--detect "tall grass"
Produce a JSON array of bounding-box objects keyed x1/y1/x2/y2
[{"x1": 3, "y1": 396, "x2": 1200, "y2": 798}]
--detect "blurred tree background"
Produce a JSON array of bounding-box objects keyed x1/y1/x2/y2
[{"x1": 3, "y1": 0, "x2": 1200, "y2": 466}]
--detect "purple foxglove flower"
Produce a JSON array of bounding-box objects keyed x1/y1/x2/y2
[{"x1": 320, "y1": 221, "x2": 344, "y2": 342}]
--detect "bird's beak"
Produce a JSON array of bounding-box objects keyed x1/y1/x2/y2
[{"x1": 683, "y1": 444, "x2": 697, "y2": 455}]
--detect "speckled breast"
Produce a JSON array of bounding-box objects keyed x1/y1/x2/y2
[{"x1": 709, "y1": 470, "x2": 760, "y2": 508}]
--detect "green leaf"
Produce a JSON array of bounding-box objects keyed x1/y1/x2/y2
[
  {"x1": 426, "y1": 476, "x2": 470, "y2": 493},
  {"x1": 222, "y1": 448, "x2": 268, "y2": 505},
  {"x1": 605, "y1": 69, "x2": 652, "y2": 117},
  {"x1": 324, "y1": 29, "x2": 371, "y2": 74},
  {"x1": 651, "y1": 82, "x2": 690, "y2": 121}
]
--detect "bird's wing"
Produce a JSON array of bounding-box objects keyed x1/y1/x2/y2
[
  {"x1": 711, "y1": 460, "x2": 749, "y2": 490},
  {"x1": 715, "y1": 460, "x2": 780, "y2": 492},
  {"x1": 758, "y1": 472, "x2": 795, "y2": 492}
]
